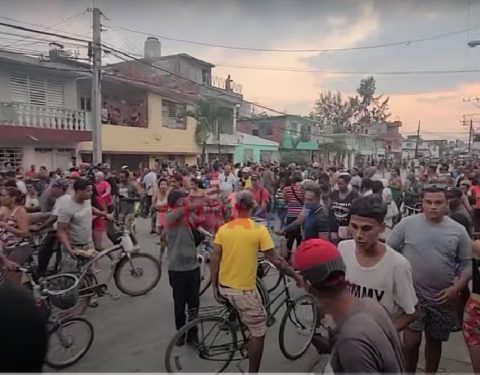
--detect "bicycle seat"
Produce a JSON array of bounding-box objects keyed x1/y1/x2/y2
[{"x1": 73, "y1": 248, "x2": 97, "y2": 259}]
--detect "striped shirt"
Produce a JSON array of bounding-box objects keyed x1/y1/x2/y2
[{"x1": 283, "y1": 184, "x2": 304, "y2": 217}]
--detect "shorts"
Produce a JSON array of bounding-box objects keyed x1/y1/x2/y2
[
  {"x1": 409, "y1": 294, "x2": 456, "y2": 341},
  {"x1": 463, "y1": 297, "x2": 480, "y2": 347},
  {"x1": 4, "y1": 244, "x2": 33, "y2": 265},
  {"x1": 219, "y1": 286, "x2": 267, "y2": 338}
]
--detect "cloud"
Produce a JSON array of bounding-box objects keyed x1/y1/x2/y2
[{"x1": 388, "y1": 82, "x2": 480, "y2": 138}]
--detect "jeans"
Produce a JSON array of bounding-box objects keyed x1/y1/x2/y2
[{"x1": 168, "y1": 268, "x2": 200, "y2": 332}]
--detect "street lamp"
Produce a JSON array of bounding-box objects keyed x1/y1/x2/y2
[{"x1": 468, "y1": 40, "x2": 480, "y2": 48}]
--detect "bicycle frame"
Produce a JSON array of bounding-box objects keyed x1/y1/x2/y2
[
  {"x1": 264, "y1": 275, "x2": 293, "y2": 326},
  {"x1": 78, "y1": 222, "x2": 138, "y2": 280}
]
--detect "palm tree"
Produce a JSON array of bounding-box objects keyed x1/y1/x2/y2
[{"x1": 187, "y1": 98, "x2": 229, "y2": 166}]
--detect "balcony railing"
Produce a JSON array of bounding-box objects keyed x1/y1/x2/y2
[
  {"x1": 211, "y1": 76, "x2": 243, "y2": 94},
  {"x1": 0, "y1": 102, "x2": 91, "y2": 131}
]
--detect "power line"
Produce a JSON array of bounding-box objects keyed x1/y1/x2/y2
[
  {"x1": 4, "y1": 9, "x2": 89, "y2": 50},
  {"x1": 215, "y1": 63, "x2": 480, "y2": 76},
  {"x1": 0, "y1": 16, "x2": 91, "y2": 41},
  {"x1": 119, "y1": 24, "x2": 480, "y2": 53},
  {"x1": 0, "y1": 19, "x2": 468, "y2": 139},
  {"x1": 0, "y1": 21, "x2": 90, "y2": 44}
]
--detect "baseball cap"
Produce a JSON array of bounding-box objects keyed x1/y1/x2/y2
[
  {"x1": 293, "y1": 239, "x2": 346, "y2": 288},
  {"x1": 312, "y1": 162, "x2": 320, "y2": 168}
]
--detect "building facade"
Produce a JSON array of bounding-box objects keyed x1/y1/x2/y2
[{"x1": 0, "y1": 50, "x2": 92, "y2": 171}]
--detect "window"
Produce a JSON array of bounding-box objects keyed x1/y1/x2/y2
[
  {"x1": 80, "y1": 97, "x2": 91, "y2": 111},
  {"x1": 162, "y1": 99, "x2": 186, "y2": 129},
  {"x1": 259, "y1": 123, "x2": 272, "y2": 137},
  {"x1": 0, "y1": 148, "x2": 23, "y2": 170},
  {"x1": 10, "y1": 72, "x2": 64, "y2": 107}
]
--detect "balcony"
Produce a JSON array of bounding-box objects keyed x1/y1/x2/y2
[
  {"x1": 0, "y1": 102, "x2": 92, "y2": 144},
  {"x1": 0, "y1": 102, "x2": 91, "y2": 131}
]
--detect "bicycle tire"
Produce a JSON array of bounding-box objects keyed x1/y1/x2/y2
[
  {"x1": 279, "y1": 294, "x2": 317, "y2": 360},
  {"x1": 45, "y1": 317, "x2": 94, "y2": 369},
  {"x1": 261, "y1": 262, "x2": 282, "y2": 293},
  {"x1": 114, "y1": 252, "x2": 161, "y2": 296},
  {"x1": 164, "y1": 315, "x2": 237, "y2": 373},
  {"x1": 199, "y1": 256, "x2": 212, "y2": 297},
  {"x1": 256, "y1": 277, "x2": 269, "y2": 311}
]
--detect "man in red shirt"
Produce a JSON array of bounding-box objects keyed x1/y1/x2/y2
[
  {"x1": 25, "y1": 165, "x2": 37, "y2": 180},
  {"x1": 250, "y1": 174, "x2": 269, "y2": 219}
]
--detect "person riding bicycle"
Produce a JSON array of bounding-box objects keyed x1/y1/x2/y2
[
  {"x1": 56, "y1": 179, "x2": 111, "y2": 272},
  {"x1": 211, "y1": 190, "x2": 302, "y2": 373}
]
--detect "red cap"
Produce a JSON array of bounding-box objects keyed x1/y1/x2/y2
[{"x1": 293, "y1": 239, "x2": 346, "y2": 287}]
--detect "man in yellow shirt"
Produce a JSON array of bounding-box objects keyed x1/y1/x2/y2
[{"x1": 211, "y1": 190, "x2": 301, "y2": 373}]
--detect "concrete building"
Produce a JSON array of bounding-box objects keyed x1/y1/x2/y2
[
  {"x1": 0, "y1": 49, "x2": 92, "y2": 171},
  {"x1": 77, "y1": 74, "x2": 200, "y2": 168},
  {"x1": 234, "y1": 132, "x2": 279, "y2": 164},
  {"x1": 401, "y1": 135, "x2": 441, "y2": 159},
  {"x1": 237, "y1": 115, "x2": 325, "y2": 163},
  {"x1": 103, "y1": 45, "x2": 243, "y2": 165}
]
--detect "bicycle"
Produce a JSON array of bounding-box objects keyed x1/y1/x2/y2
[
  {"x1": 198, "y1": 236, "x2": 213, "y2": 297},
  {"x1": 18, "y1": 266, "x2": 105, "y2": 369},
  {"x1": 75, "y1": 218, "x2": 161, "y2": 297},
  {"x1": 164, "y1": 260, "x2": 318, "y2": 373}
]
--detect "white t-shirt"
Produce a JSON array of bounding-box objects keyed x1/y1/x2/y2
[
  {"x1": 218, "y1": 173, "x2": 237, "y2": 195},
  {"x1": 338, "y1": 239, "x2": 417, "y2": 317}
]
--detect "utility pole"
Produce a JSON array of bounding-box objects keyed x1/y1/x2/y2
[
  {"x1": 92, "y1": 7, "x2": 102, "y2": 165},
  {"x1": 469, "y1": 118, "x2": 473, "y2": 153},
  {"x1": 216, "y1": 119, "x2": 221, "y2": 162},
  {"x1": 414, "y1": 120, "x2": 421, "y2": 158}
]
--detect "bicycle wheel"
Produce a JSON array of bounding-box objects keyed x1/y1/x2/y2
[
  {"x1": 279, "y1": 294, "x2": 317, "y2": 360},
  {"x1": 45, "y1": 317, "x2": 94, "y2": 369},
  {"x1": 256, "y1": 277, "x2": 269, "y2": 308},
  {"x1": 165, "y1": 316, "x2": 237, "y2": 373},
  {"x1": 260, "y1": 262, "x2": 282, "y2": 293},
  {"x1": 114, "y1": 253, "x2": 161, "y2": 296},
  {"x1": 199, "y1": 256, "x2": 212, "y2": 296}
]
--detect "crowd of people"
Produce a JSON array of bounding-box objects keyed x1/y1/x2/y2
[{"x1": 2, "y1": 157, "x2": 480, "y2": 372}]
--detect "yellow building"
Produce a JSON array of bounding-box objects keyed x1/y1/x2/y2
[{"x1": 78, "y1": 76, "x2": 200, "y2": 168}]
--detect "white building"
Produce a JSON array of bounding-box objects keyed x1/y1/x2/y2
[
  {"x1": 401, "y1": 136, "x2": 440, "y2": 159},
  {"x1": 0, "y1": 49, "x2": 92, "y2": 171}
]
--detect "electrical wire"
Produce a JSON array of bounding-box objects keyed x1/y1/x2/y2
[
  {"x1": 119, "y1": 25, "x2": 480, "y2": 53},
  {"x1": 215, "y1": 63, "x2": 480, "y2": 76},
  {"x1": 5, "y1": 9, "x2": 89, "y2": 50},
  {"x1": 0, "y1": 19, "x2": 468, "y2": 138}
]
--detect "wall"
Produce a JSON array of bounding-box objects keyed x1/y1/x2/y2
[
  {"x1": 0, "y1": 66, "x2": 79, "y2": 109},
  {"x1": 78, "y1": 92, "x2": 199, "y2": 156},
  {"x1": 0, "y1": 70, "x2": 10, "y2": 102},
  {"x1": 234, "y1": 144, "x2": 278, "y2": 164}
]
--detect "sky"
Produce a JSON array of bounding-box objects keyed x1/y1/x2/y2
[{"x1": 2, "y1": 0, "x2": 480, "y2": 139}]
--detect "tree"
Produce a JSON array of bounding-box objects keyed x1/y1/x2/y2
[
  {"x1": 186, "y1": 98, "x2": 229, "y2": 166},
  {"x1": 311, "y1": 91, "x2": 357, "y2": 133},
  {"x1": 356, "y1": 76, "x2": 390, "y2": 125}
]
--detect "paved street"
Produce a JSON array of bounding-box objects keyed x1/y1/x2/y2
[
  {"x1": 59, "y1": 218, "x2": 328, "y2": 373},
  {"x1": 59, "y1": 217, "x2": 472, "y2": 373}
]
